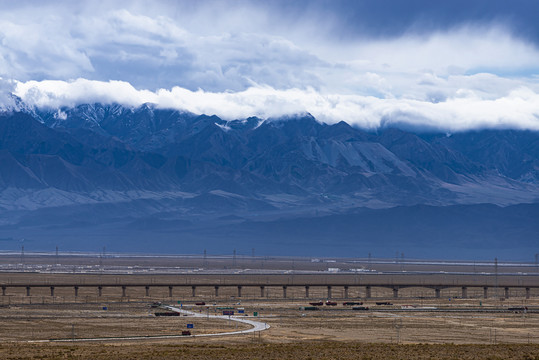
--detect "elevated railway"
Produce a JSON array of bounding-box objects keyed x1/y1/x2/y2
[{"x1": 2, "y1": 274, "x2": 538, "y2": 299}]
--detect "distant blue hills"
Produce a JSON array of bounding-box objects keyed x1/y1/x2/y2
[{"x1": 0, "y1": 100, "x2": 538, "y2": 260}]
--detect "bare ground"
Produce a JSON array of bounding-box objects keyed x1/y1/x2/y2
[{"x1": 0, "y1": 266, "x2": 538, "y2": 359}]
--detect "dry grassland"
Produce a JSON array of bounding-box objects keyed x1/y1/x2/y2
[
  {"x1": 1, "y1": 266, "x2": 538, "y2": 359},
  {"x1": 0, "y1": 342, "x2": 538, "y2": 359},
  {"x1": 1, "y1": 299, "x2": 538, "y2": 343}
]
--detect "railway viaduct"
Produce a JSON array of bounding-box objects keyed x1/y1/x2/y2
[{"x1": 2, "y1": 281, "x2": 537, "y2": 299}]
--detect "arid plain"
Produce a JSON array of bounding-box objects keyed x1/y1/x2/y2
[{"x1": 1, "y1": 254, "x2": 538, "y2": 359}]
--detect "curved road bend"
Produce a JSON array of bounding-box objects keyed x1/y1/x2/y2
[
  {"x1": 28, "y1": 304, "x2": 270, "y2": 343},
  {"x1": 163, "y1": 305, "x2": 270, "y2": 336}
]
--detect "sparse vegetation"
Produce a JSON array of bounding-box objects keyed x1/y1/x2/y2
[
  {"x1": 0, "y1": 342, "x2": 538, "y2": 359},
  {"x1": 1, "y1": 263, "x2": 538, "y2": 358}
]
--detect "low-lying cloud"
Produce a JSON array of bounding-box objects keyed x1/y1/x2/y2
[
  {"x1": 2, "y1": 2, "x2": 539, "y2": 132},
  {"x1": 13, "y1": 78, "x2": 539, "y2": 132},
  {"x1": 1, "y1": 4, "x2": 539, "y2": 95}
]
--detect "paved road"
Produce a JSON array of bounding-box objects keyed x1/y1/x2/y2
[
  {"x1": 28, "y1": 304, "x2": 270, "y2": 343},
  {"x1": 163, "y1": 304, "x2": 270, "y2": 336}
]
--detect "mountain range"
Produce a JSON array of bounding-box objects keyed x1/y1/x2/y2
[{"x1": 0, "y1": 98, "x2": 538, "y2": 259}]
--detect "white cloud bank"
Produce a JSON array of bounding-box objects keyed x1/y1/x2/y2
[
  {"x1": 13, "y1": 78, "x2": 539, "y2": 132},
  {"x1": 2, "y1": 3, "x2": 539, "y2": 132},
  {"x1": 1, "y1": 5, "x2": 539, "y2": 95}
]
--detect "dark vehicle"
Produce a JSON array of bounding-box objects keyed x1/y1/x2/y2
[
  {"x1": 343, "y1": 302, "x2": 363, "y2": 306},
  {"x1": 375, "y1": 302, "x2": 393, "y2": 305},
  {"x1": 154, "y1": 312, "x2": 180, "y2": 316},
  {"x1": 181, "y1": 330, "x2": 191, "y2": 336},
  {"x1": 302, "y1": 306, "x2": 319, "y2": 311},
  {"x1": 150, "y1": 302, "x2": 162, "y2": 308},
  {"x1": 325, "y1": 301, "x2": 337, "y2": 306},
  {"x1": 195, "y1": 302, "x2": 206, "y2": 305},
  {"x1": 352, "y1": 306, "x2": 369, "y2": 311},
  {"x1": 309, "y1": 301, "x2": 323, "y2": 306},
  {"x1": 508, "y1": 307, "x2": 527, "y2": 313}
]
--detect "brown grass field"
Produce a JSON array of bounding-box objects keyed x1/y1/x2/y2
[
  {"x1": 1, "y1": 256, "x2": 538, "y2": 359},
  {"x1": 0, "y1": 342, "x2": 538, "y2": 360}
]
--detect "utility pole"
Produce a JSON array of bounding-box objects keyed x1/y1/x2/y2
[
  {"x1": 394, "y1": 319, "x2": 402, "y2": 344},
  {"x1": 100, "y1": 246, "x2": 106, "y2": 270},
  {"x1": 494, "y1": 257, "x2": 498, "y2": 299}
]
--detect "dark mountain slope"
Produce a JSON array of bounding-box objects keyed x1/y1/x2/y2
[
  {"x1": 427, "y1": 130, "x2": 539, "y2": 182},
  {"x1": 0, "y1": 102, "x2": 538, "y2": 258},
  {"x1": 4, "y1": 105, "x2": 539, "y2": 204},
  {"x1": 0, "y1": 112, "x2": 178, "y2": 191},
  {"x1": 1, "y1": 202, "x2": 537, "y2": 259}
]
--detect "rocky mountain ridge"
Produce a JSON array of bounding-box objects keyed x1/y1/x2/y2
[
  {"x1": 0, "y1": 101, "x2": 536, "y2": 205},
  {"x1": 0, "y1": 100, "x2": 538, "y2": 258}
]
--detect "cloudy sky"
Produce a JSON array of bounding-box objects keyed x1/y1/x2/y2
[{"x1": 1, "y1": 0, "x2": 539, "y2": 131}]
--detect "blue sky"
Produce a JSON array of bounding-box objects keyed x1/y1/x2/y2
[{"x1": 1, "y1": 0, "x2": 539, "y2": 131}]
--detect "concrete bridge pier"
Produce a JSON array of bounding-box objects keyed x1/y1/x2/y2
[{"x1": 4, "y1": 282, "x2": 533, "y2": 303}]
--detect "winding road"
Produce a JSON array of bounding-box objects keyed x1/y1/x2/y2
[
  {"x1": 163, "y1": 305, "x2": 270, "y2": 336},
  {"x1": 29, "y1": 304, "x2": 270, "y2": 343}
]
